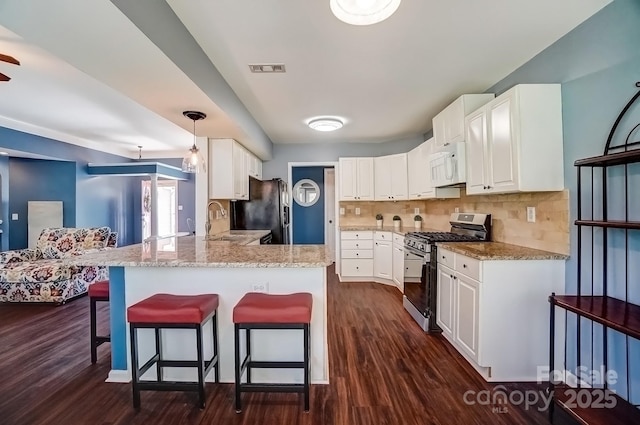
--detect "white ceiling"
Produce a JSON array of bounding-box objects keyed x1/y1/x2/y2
[{"x1": 0, "y1": 0, "x2": 611, "y2": 158}]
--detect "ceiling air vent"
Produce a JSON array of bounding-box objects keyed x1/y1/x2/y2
[{"x1": 249, "y1": 64, "x2": 286, "y2": 73}]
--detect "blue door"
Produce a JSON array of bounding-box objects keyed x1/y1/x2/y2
[{"x1": 292, "y1": 166, "x2": 329, "y2": 244}]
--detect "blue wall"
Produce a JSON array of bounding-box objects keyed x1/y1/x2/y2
[
  {"x1": 292, "y1": 166, "x2": 329, "y2": 244},
  {"x1": 488, "y1": 0, "x2": 640, "y2": 402},
  {"x1": 0, "y1": 127, "x2": 140, "y2": 248},
  {"x1": 8, "y1": 158, "x2": 76, "y2": 249}
]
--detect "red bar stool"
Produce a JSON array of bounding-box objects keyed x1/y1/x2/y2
[
  {"x1": 127, "y1": 293, "x2": 220, "y2": 409},
  {"x1": 89, "y1": 280, "x2": 110, "y2": 364},
  {"x1": 232, "y1": 292, "x2": 313, "y2": 413}
]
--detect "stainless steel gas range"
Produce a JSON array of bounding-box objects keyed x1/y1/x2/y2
[{"x1": 402, "y1": 213, "x2": 491, "y2": 332}]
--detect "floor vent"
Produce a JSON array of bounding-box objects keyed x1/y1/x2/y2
[{"x1": 249, "y1": 64, "x2": 286, "y2": 73}]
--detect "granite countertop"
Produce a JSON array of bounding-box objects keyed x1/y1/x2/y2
[
  {"x1": 436, "y1": 241, "x2": 569, "y2": 261},
  {"x1": 204, "y1": 229, "x2": 271, "y2": 245},
  {"x1": 67, "y1": 234, "x2": 331, "y2": 268},
  {"x1": 340, "y1": 225, "x2": 434, "y2": 235}
]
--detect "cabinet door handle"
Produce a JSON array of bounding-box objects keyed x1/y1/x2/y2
[
  {"x1": 454, "y1": 276, "x2": 457, "y2": 280},
  {"x1": 463, "y1": 264, "x2": 467, "y2": 268},
  {"x1": 442, "y1": 255, "x2": 445, "y2": 259},
  {"x1": 356, "y1": 253, "x2": 359, "y2": 256}
]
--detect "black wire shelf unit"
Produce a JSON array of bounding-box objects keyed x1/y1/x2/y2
[{"x1": 549, "y1": 82, "x2": 640, "y2": 424}]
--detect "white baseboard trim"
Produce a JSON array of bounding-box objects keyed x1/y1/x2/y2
[{"x1": 106, "y1": 369, "x2": 131, "y2": 383}]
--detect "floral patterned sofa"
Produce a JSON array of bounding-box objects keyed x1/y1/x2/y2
[{"x1": 0, "y1": 227, "x2": 117, "y2": 304}]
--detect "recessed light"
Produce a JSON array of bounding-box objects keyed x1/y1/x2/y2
[
  {"x1": 0, "y1": 151, "x2": 8, "y2": 156},
  {"x1": 330, "y1": 0, "x2": 402, "y2": 26},
  {"x1": 248, "y1": 64, "x2": 286, "y2": 73},
  {"x1": 308, "y1": 118, "x2": 344, "y2": 132}
]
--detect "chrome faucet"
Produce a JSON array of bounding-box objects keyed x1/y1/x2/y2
[{"x1": 207, "y1": 200, "x2": 228, "y2": 219}]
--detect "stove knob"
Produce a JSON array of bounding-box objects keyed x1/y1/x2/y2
[{"x1": 418, "y1": 243, "x2": 424, "y2": 251}]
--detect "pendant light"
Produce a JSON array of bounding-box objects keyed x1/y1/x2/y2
[{"x1": 181, "y1": 111, "x2": 207, "y2": 173}]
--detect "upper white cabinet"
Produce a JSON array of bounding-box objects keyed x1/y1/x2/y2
[
  {"x1": 374, "y1": 153, "x2": 408, "y2": 201},
  {"x1": 433, "y1": 94, "x2": 495, "y2": 149},
  {"x1": 465, "y1": 84, "x2": 564, "y2": 195},
  {"x1": 408, "y1": 138, "x2": 460, "y2": 200},
  {"x1": 247, "y1": 152, "x2": 262, "y2": 180},
  {"x1": 209, "y1": 138, "x2": 249, "y2": 200},
  {"x1": 338, "y1": 157, "x2": 375, "y2": 201}
]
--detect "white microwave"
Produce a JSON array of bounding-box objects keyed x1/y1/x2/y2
[{"x1": 429, "y1": 142, "x2": 466, "y2": 187}]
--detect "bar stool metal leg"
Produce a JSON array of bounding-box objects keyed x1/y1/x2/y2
[
  {"x1": 304, "y1": 323, "x2": 310, "y2": 412},
  {"x1": 130, "y1": 324, "x2": 141, "y2": 409},
  {"x1": 246, "y1": 328, "x2": 252, "y2": 384},
  {"x1": 195, "y1": 324, "x2": 206, "y2": 409},
  {"x1": 234, "y1": 323, "x2": 242, "y2": 413},
  {"x1": 213, "y1": 313, "x2": 219, "y2": 383},
  {"x1": 90, "y1": 297, "x2": 98, "y2": 364}
]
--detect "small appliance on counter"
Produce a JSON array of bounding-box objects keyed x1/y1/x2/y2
[
  {"x1": 403, "y1": 212, "x2": 491, "y2": 332},
  {"x1": 230, "y1": 178, "x2": 290, "y2": 244}
]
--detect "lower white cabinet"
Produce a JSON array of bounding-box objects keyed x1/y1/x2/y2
[
  {"x1": 392, "y1": 244, "x2": 404, "y2": 291},
  {"x1": 373, "y1": 232, "x2": 392, "y2": 280},
  {"x1": 436, "y1": 264, "x2": 455, "y2": 338},
  {"x1": 340, "y1": 230, "x2": 404, "y2": 289},
  {"x1": 454, "y1": 274, "x2": 480, "y2": 361},
  {"x1": 436, "y1": 247, "x2": 565, "y2": 381},
  {"x1": 340, "y1": 231, "x2": 373, "y2": 277}
]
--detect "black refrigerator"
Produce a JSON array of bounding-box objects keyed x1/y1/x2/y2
[{"x1": 230, "y1": 177, "x2": 290, "y2": 244}]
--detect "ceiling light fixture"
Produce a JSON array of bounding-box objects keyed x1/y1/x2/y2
[
  {"x1": 330, "y1": 0, "x2": 401, "y2": 26},
  {"x1": 181, "y1": 111, "x2": 207, "y2": 174},
  {"x1": 308, "y1": 117, "x2": 344, "y2": 132}
]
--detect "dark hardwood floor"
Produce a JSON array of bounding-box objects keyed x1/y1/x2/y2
[{"x1": 0, "y1": 265, "x2": 556, "y2": 425}]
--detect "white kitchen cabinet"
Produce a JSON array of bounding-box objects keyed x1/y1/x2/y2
[
  {"x1": 373, "y1": 231, "x2": 392, "y2": 280},
  {"x1": 340, "y1": 231, "x2": 374, "y2": 278},
  {"x1": 338, "y1": 157, "x2": 374, "y2": 201},
  {"x1": 408, "y1": 139, "x2": 460, "y2": 200},
  {"x1": 464, "y1": 84, "x2": 564, "y2": 195},
  {"x1": 433, "y1": 94, "x2": 495, "y2": 149},
  {"x1": 435, "y1": 247, "x2": 565, "y2": 381},
  {"x1": 209, "y1": 138, "x2": 249, "y2": 200},
  {"x1": 392, "y1": 244, "x2": 404, "y2": 290},
  {"x1": 247, "y1": 151, "x2": 262, "y2": 180},
  {"x1": 340, "y1": 230, "x2": 406, "y2": 287},
  {"x1": 374, "y1": 153, "x2": 408, "y2": 201},
  {"x1": 436, "y1": 264, "x2": 455, "y2": 339},
  {"x1": 454, "y1": 274, "x2": 480, "y2": 361}
]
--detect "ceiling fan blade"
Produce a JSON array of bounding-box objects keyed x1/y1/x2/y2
[
  {"x1": 0, "y1": 53, "x2": 20, "y2": 66},
  {"x1": 0, "y1": 72, "x2": 10, "y2": 82}
]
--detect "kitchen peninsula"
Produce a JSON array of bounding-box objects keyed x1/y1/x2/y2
[{"x1": 70, "y1": 231, "x2": 332, "y2": 385}]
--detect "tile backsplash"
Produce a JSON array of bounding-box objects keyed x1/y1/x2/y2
[{"x1": 339, "y1": 190, "x2": 569, "y2": 254}]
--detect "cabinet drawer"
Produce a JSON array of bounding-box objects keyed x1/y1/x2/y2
[
  {"x1": 341, "y1": 259, "x2": 374, "y2": 277},
  {"x1": 374, "y1": 231, "x2": 392, "y2": 241},
  {"x1": 456, "y1": 255, "x2": 481, "y2": 281},
  {"x1": 393, "y1": 233, "x2": 404, "y2": 244},
  {"x1": 341, "y1": 240, "x2": 374, "y2": 250},
  {"x1": 341, "y1": 249, "x2": 374, "y2": 259},
  {"x1": 405, "y1": 259, "x2": 423, "y2": 278},
  {"x1": 438, "y1": 248, "x2": 455, "y2": 269},
  {"x1": 341, "y1": 231, "x2": 373, "y2": 240}
]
